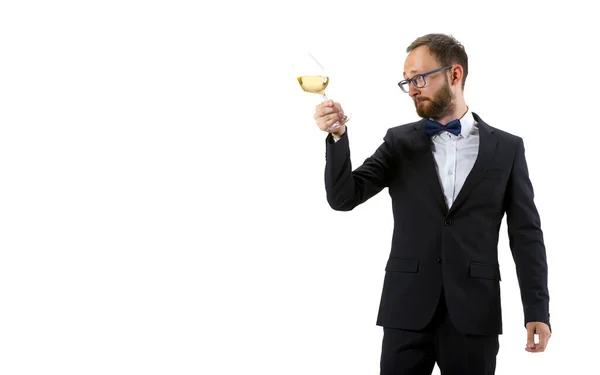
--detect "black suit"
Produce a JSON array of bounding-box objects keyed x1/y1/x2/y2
[{"x1": 324, "y1": 113, "x2": 550, "y2": 373}]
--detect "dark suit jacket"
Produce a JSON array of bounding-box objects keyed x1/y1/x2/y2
[{"x1": 324, "y1": 113, "x2": 550, "y2": 335}]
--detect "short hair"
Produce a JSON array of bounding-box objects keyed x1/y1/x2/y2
[{"x1": 407, "y1": 33, "x2": 468, "y2": 90}]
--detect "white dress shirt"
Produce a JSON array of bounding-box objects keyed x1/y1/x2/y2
[
  {"x1": 430, "y1": 110, "x2": 479, "y2": 208},
  {"x1": 332, "y1": 109, "x2": 479, "y2": 208}
]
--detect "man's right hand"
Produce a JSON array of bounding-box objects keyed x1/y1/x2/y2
[{"x1": 314, "y1": 100, "x2": 346, "y2": 138}]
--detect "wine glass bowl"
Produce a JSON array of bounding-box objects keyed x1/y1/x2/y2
[{"x1": 297, "y1": 75, "x2": 329, "y2": 95}]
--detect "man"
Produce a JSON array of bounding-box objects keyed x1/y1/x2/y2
[{"x1": 314, "y1": 34, "x2": 551, "y2": 374}]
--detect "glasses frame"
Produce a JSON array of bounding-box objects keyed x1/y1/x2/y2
[{"x1": 398, "y1": 65, "x2": 453, "y2": 93}]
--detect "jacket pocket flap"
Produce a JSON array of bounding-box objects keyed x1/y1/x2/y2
[
  {"x1": 469, "y1": 262, "x2": 501, "y2": 280},
  {"x1": 385, "y1": 258, "x2": 419, "y2": 273}
]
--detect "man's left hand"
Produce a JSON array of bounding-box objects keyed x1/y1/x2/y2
[{"x1": 525, "y1": 321, "x2": 551, "y2": 353}]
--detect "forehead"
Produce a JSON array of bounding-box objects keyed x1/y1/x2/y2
[{"x1": 403, "y1": 46, "x2": 439, "y2": 77}]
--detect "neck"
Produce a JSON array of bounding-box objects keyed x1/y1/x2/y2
[{"x1": 436, "y1": 98, "x2": 468, "y2": 125}]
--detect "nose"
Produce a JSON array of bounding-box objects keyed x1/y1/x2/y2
[{"x1": 409, "y1": 83, "x2": 420, "y2": 97}]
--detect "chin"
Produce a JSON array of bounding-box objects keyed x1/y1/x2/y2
[{"x1": 415, "y1": 102, "x2": 429, "y2": 118}]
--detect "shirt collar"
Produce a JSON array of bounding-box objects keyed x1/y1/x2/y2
[{"x1": 459, "y1": 108, "x2": 476, "y2": 138}]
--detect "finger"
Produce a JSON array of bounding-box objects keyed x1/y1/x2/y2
[
  {"x1": 320, "y1": 100, "x2": 342, "y2": 114},
  {"x1": 327, "y1": 123, "x2": 341, "y2": 131},
  {"x1": 314, "y1": 100, "x2": 329, "y2": 112},
  {"x1": 323, "y1": 117, "x2": 343, "y2": 132},
  {"x1": 318, "y1": 113, "x2": 342, "y2": 130},
  {"x1": 526, "y1": 344, "x2": 544, "y2": 353},
  {"x1": 537, "y1": 330, "x2": 551, "y2": 352},
  {"x1": 525, "y1": 343, "x2": 541, "y2": 353},
  {"x1": 526, "y1": 326, "x2": 535, "y2": 349},
  {"x1": 524, "y1": 336, "x2": 549, "y2": 353},
  {"x1": 315, "y1": 105, "x2": 339, "y2": 118},
  {"x1": 315, "y1": 100, "x2": 335, "y2": 113}
]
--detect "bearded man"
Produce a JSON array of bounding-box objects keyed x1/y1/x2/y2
[{"x1": 313, "y1": 33, "x2": 551, "y2": 375}]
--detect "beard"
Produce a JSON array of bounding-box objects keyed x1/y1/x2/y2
[{"x1": 414, "y1": 79, "x2": 454, "y2": 120}]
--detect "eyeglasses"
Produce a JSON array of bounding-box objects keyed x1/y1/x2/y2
[{"x1": 398, "y1": 65, "x2": 452, "y2": 93}]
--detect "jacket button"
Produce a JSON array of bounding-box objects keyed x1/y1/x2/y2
[
  {"x1": 437, "y1": 258, "x2": 442, "y2": 263},
  {"x1": 444, "y1": 219, "x2": 452, "y2": 226}
]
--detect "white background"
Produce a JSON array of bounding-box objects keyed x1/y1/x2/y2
[{"x1": 0, "y1": 0, "x2": 597, "y2": 374}]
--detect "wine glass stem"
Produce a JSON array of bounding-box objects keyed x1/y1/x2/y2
[{"x1": 322, "y1": 93, "x2": 329, "y2": 101}]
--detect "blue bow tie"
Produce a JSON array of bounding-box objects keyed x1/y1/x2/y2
[{"x1": 425, "y1": 119, "x2": 461, "y2": 137}]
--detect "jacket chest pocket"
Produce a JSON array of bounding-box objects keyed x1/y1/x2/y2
[{"x1": 475, "y1": 169, "x2": 509, "y2": 202}]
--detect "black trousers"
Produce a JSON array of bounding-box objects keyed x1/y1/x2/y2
[{"x1": 380, "y1": 293, "x2": 499, "y2": 375}]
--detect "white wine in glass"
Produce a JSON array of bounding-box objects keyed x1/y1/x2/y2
[
  {"x1": 294, "y1": 53, "x2": 349, "y2": 130},
  {"x1": 297, "y1": 75, "x2": 329, "y2": 95}
]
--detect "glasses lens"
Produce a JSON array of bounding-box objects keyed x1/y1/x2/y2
[
  {"x1": 414, "y1": 75, "x2": 426, "y2": 88},
  {"x1": 399, "y1": 81, "x2": 410, "y2": 93}
]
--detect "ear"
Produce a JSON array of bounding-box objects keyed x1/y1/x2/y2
[{"x1": 449, "y1": 64, "x2": 464, "y2": 88}]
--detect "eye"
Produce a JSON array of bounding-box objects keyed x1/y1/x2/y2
[{"x1": 414, "y1": 75, "x2": 426, "y2": 87}]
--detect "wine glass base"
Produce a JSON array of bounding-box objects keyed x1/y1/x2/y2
[{"x1": 327, "y1": 114, "x2": 350, "y2": 131}]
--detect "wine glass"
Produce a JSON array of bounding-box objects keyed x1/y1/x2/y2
[{"x1": 293, "y1": 52, "x2": 349, "y2": 130}]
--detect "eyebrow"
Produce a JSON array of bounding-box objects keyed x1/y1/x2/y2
[{"x1": 403, "y1": 70, "x2": 421, "y2": 79}]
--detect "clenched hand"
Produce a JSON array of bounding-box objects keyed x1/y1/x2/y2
[
  {"x1": 314, "y1": 100, "x2": 347, "y2": 138},
  {"x1": 525, "y1": 321, "x2": 551, "y2": 353}
]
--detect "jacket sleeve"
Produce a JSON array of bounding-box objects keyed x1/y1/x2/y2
[
  {"x1": 325, "y1": 128, "x2": 396, "y2": 211},
  {"x1": 504, "y1": 138, "x2": 551, "y2": 330}
]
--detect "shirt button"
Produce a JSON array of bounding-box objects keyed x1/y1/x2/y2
[{"x1": 437, "y1": 258, "x2": 442, "y2": 264}]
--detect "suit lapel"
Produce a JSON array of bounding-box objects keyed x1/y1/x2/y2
[
  {"x1": 447, "y1": 113, "x2": 498, "y2": 215},
  {"x1": 407, "y1": 120, "x2": 448, "y2": 214}
]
